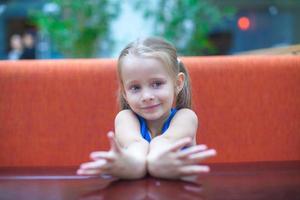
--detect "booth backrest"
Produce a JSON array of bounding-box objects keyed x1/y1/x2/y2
[{"x1": 0, "y1": 56, "x2": 299, "y2": 167}]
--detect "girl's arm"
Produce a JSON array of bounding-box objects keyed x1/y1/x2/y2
[
  {"x1": 114, "y1": 109, "x2": 149, "y2": 178},
  {"x1": 149, "y1": 108, "x2": 198, "y2": 155},
  {"x1": 147, "y1": 109, "x2": 216, "y2": 179},
  {"x1": 77, "y1": 110, "x2": 149, "y2": 179},
  {"x1": 159, "y1": 108, "x2": 199, "y2": 143}
]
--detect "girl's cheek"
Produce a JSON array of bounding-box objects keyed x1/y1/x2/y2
[
  {"x1": 126, "y1": 95, "x2": 139, "y2": 104},
  {"x1": 156, "y1": 88, "x2": 173, "y2": 97}
]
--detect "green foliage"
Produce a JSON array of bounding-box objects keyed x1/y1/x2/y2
[
  {"x1": 134, "y1": 0, "x2": 235, "y2": 55},
  {"x1": 30, "y1": 0, "x2": 120, "y2": 58},
  {"x1": 30, "y1": 1, "x2": 235, "y2": 57}
]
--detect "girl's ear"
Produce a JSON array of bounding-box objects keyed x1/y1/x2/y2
[{"x1": 176, "y1": 72, "x2": 185, "y2": 94}]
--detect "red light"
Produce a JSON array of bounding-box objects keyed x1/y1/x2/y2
[{"x1": 238, "y1": 17, "x2": 250, "y2": 31}]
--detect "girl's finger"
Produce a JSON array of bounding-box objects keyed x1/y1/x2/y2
[
  {"x1": 180, "y1": 175, "x2": 199, "y2": 184},
  {"x1": 177, "y1": 145, "x2": 207, "y2": 159},
  {"x1": 79, "y1": 159, "x2": 109, "y2": 170},
  {"x1": 188, "y1": 149, "x2": 217, "y2": 162},
  {"x1": 107, "y1": 131, "x2": 121, "y2": 153},
  {"x1": 179, "y1": 165, "x2": 210, "y2": 176},
  {"x1": 77, "y1": 168, "x2": 103, "y2": 176},
  {"x1": 165, "y1": 137, "x2": 192, "y2": 153},
  {"x1": 90, "y1": 151, "x2": 115, "y2": 161}
]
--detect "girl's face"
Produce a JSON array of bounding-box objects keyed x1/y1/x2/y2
[{"x1": 121, "y1": 55, "x2": 180, "y2": 122}]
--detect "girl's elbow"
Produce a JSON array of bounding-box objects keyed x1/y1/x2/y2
[
  {"x1": 146, "y1": 154, "x2": 161, "y2": 178},
  {"x1": 129, "y1": 155, "x2": 148, "y2": 179}
]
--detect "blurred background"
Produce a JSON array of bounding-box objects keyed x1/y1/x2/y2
[{"x1": 0, "y1": 0, "x2": 299, "y2": 60}]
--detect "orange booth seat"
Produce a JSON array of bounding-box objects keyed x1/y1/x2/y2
[{"x1": 0, "y1": 56, "x2": 299, "y2": 167}]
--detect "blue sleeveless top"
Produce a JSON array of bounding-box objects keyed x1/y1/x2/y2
[{"x1": 136, "y1": 108, "x2": 177, "y2": 142}]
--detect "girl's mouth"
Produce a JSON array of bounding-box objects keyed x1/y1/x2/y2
[{"x1": 141, "y1": 104, "x2": 160, "y2": 110}]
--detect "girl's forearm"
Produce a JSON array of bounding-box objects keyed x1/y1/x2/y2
[
  {"x1": 116, "y1": 154, "x2": 147, "y2": 179},
  {"x1": 116, "y1": 141, "x2": 149, "y2": 179},
  {"x1": 147, "y1": 136, "x2": 198, "y2": 179},
  {"x1": 148, "y1": 137, "x2": 170, "y2": 157},
  {"x1": 147, "y1": 137, "x2": 172, "y2": 178}
]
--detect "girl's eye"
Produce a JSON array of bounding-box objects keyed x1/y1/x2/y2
[
  {"x1": 152, "y1": 81, "x2": 163, "y2": 88},
  {"x1": 129, "y1": 85, "x2": 140, "y2": 92}
]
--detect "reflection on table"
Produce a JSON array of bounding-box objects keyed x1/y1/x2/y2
[{"x1": 0, "y1": 161, "x2": 299, "y2": 200}]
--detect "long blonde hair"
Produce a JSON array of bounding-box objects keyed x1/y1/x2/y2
[{"x1": 117, "y1": 37, "x2": 192, "y2": 110}]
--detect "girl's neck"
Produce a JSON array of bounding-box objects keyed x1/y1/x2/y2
[{"x1": 146, "y1": 112, "x2": 170, "y2": 138}]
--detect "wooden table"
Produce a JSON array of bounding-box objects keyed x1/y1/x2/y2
[{"x1": 0, "y1": 161, "x2": 299, "y2": 200}]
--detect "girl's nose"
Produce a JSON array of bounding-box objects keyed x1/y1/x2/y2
[{"x1": 141, "y1": 90, "x2": 154, "y2": 102}]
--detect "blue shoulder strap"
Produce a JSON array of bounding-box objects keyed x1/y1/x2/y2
[
  {"x1": 137, "y1": 108, "x2": 178, "y2": 142},
  {"x1": 161, "y1": 108, "x2": 177, "y2": 133}
]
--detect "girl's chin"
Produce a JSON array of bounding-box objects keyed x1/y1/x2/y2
[
  {"x1": 139, "y1": 111, "x2": 169, "y2": 122},
  {"x1": 138, "y1": 111, "x2": 160, "y2": 120}
]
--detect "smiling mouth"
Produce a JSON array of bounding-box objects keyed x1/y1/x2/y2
[{"x1": 142, "y1": 104, "x2": 160, "y2": 110}]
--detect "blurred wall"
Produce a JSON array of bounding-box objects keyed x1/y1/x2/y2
[{"x1": 0, "y1": 0, "x2": 300, "y2": 59}]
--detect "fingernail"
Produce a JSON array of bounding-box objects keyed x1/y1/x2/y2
[
  {"x1": 199, "y1": 145, "x2": 207, "y2": 150},
  {"x1": 211, "y1": 149, "x2": 217, "y2": 155},
  {"x1": 205, "y1": 166, "x2": 210, "y2": 172},
  {"x1": 90, "y1": 152, "x2": 96, "y2": 159},
  {"x1": 107, "y1": 131, "x2": 114, "y2": 137},
  {"x1": 80, "y1": 164, "x2": 87, "y2": 169}
]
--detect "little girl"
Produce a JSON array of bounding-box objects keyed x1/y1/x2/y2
[{"x1": 77, "y1": 37, "x2": 216, "y2": 180}]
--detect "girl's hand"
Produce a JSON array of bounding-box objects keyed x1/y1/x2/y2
[
  {"x1": 147, "y1": 137, "x2": 217, "y2": 180},
  {"x1": 77, "y1": 131, "x2": 144, "y2": 179},
  {"x1": 76, "y1": 131, "x2": 121, "y2": 177}
]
